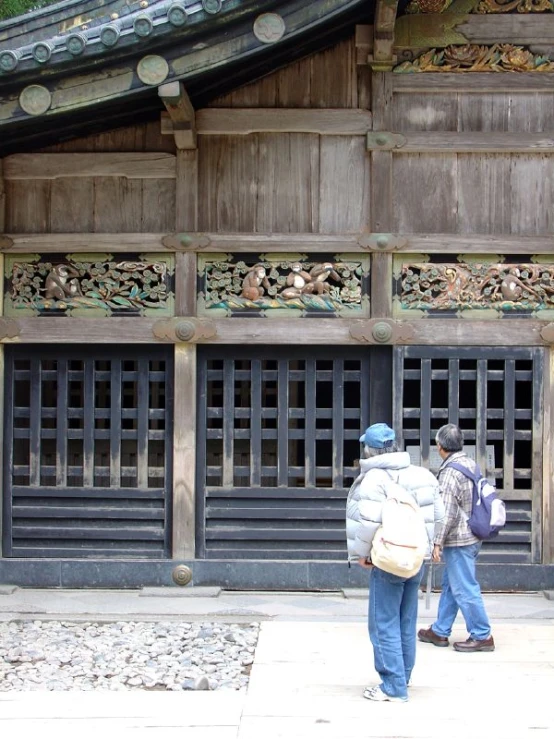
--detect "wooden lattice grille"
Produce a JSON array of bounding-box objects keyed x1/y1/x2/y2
[
  {"x1": 393, "y1": 347, "x2": 544, "y2": 564},
  {"x1": 197, "y1": 347, "x2": 371, "y2": 560},
  {"x1": 3, "y1": 346, "x2": 173, "y2": 558}
]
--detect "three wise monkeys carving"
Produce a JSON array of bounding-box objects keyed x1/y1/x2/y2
[{"x1": 241, "y1": 262, "x2": 341, "y2": 301}]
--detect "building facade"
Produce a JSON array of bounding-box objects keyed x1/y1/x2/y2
[{"x1": 0, "y1": 0, "x2": 553, "y2": 589}]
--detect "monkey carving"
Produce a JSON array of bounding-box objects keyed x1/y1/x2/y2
[
  {"x1": 302, "y1": 262, "x2": 341, "y2": 295},
  {"x1": 44, "y1": 265, "x2": 83, "y2": 300},
  {"x1": 241, "y1": 264, "x2": 271, "y2": 301},
  {"x1": 500, "y1": 267, "x2": 540, "y2": 302},
  {"x1": 280, "y1": 262, "x2": 312, "y2": 299}
]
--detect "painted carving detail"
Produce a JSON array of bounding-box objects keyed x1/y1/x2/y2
[
  {"x1": 394, "y1": 44, "x2": 554, "y2": 72},
  {"x1": 400, "y1": 262, "x2": 554, "y2": 311},
  {"x1": 475, "y1": 0, "x2": 553, "y2": 12},
  {"x1": 7, "y1": 255, "x2": 172, "y2": 316},
  {"x1": 198, "y1": 256, "x2": 368, "y2": 316}
]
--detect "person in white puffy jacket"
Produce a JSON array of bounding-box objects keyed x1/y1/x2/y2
[{"x1": 346, "y1": 423, "x2": 444, "y2": 703}]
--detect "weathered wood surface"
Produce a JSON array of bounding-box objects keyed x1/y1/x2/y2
[
  {"x1": 175, "y1": 150, "x2": 198, "y2": 317},
  {"x1": 189, "y1": 109, "x2": 372, "y2": 135},
  {"x1": 173, "y1": 344, "x2": 196, "y2": 560},
  {"x1": 392, "y1": 152, "x2": 554, "y2": 235},
  {"x1": 213, "y1": 39, "x2": 360, "y2": 109},
  {"x1": 40, "y1": 121, "x2": 176, "y2": 154},
  {"x1": 0, "y1": 161, "x2": 5, "y2": 237},
  {"x1": 198, "y1": 134, "x2": 321, "y2": 232},
  {"x1": 544, "y1": 350, "x2": 554, "y2": 564},
  {"x1": 319, "y1": 136, "x2": 370, "y2": 233},
  {"x1": 3, "y1": 154, "x2": 176, "y2": 179},
  {"x1": 159, "y1": 82, "x2": 196, "y2": 150},
  {"x1": 456, "y1": 15, "x2": 554, "y2": 45},
  {"x1": 393, "y1": 234, "x2": 554, "y2": 254},
  {"x1": 375, "y1": 133, "x2": 554, "y2": 153},
  {"x1": 392, "y1": 73, "x2": 554, "y2": 94},
  {"x1": 7, "y1": 319, "x2": 549, "y2": 346},
  {"x1": 370, "y1": 73, "x2": 393, "y2": 317},
  {"x1": 371, "y1": 0, "x2": 399, "y2": 66}
]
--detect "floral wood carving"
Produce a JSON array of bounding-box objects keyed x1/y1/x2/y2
[
  {"x1": 400, "y1": 262, "x2": 554, "y2": 312},
  {"x1": 394, "y1": 44, "x2": 554, "y2": 72},
  {"x1": 197, "y1": 255, "x2": 369, "y2": 316},
  {"x1": 6, "y1": 254, "x2": 173, "y2": 316},
  {"x1": 476, "y1": 0, "x2": 553, "y2": 12},
  {"x1": 406, "y1": 0, "x2": 455, "y2": 12}
]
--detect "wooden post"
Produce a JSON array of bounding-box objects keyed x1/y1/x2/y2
[
  {"x1": 369, "y1": 72, "x2": 393, "y2": 319},
  {"x1": 0, "y1": 161, "x2": 5, "y2": 546},
  {"x1": 173, "y1": 344, "x2": 196, "y2": 559},
  {"x1": 542, "y1": 348, "x2": 554, "y2": 564},
  {"x1": 172, "y1": 143, "x2": 199, "y2": 559}
]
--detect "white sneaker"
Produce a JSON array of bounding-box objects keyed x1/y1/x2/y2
[{"x1": 363, "y1": 686, "x2": 408, "y2": 703}]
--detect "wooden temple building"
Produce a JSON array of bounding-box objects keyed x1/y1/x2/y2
[{"x1": 0, "y1": 0, "x2": 554, "y2": 590}]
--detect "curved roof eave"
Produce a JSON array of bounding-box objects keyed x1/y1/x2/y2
[{"x1": 0, "y1": 0, "x2": 371, "y2": 155}]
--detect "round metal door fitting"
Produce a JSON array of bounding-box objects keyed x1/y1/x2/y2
[{"x1": 172, "y1": 564, "x2": 193, "y2": 586}]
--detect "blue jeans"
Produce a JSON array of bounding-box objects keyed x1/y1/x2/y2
[
  {"x1": 368, "y1": 565, "x2": 423, "y2": 699},
  {"x1": 432, "y1": 542, "x2": 491, "y2": 641}
]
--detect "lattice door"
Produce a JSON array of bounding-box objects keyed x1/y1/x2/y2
[
  {"x1": 197, "y1": 347, "x2": 371, "y2": 559},
  {"x1": 393, "y1": 347, "x2": 544, "y2": 563},
  {"x1": 3, "y1": 346, "x2": 173, "y2": 558}
]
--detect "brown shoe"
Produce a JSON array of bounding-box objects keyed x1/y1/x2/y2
[
  {"x1": 453, "y1": 635, "x2": 495, "y2": 653},
  {"x1": 417, "y1": 627, "x2": 449, "y2": 647}
]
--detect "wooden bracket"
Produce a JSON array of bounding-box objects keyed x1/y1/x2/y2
[
  {"x1": 162, "y1": 232, "x2": 211, "y2": 250},
  {"x1": 368, "y1": 0, "x2": 400, "y2": 71},
  {"x1": 358, "y1": 233, "x2": 408, "y2": 251},
  {"x1": 159, "y1": 81, "x2": 197, "y2": 150},
  {"x1": 152, "y1": 317, "x2": 217, "y2": 343},
  {"x1": 350, "y1": 319, "x2": 414, "y2": 344},
  {"x1": 367, "y1": 132, "x2": 406, "y2": 150}
]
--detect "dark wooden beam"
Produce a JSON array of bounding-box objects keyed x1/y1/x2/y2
[{"x1": 158, "y1": 81, "x2": 196, "y2": 150}]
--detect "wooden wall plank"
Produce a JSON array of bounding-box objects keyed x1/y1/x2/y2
[
  {"x1": 392, "y1": 73, "x2": 554, "y2": 93},
  {"x1": 392, "y1": 93, "x2": 458, "y2": 132},
  {"x1": 50, "y1": 179, "x2": 94, "y2": 233},
  {"x1": 141, "y1": 179, "x2": 176, "y2": 233},
  {"x1": 319, "y1": 137, "x2": 370, "y2": 233},
  {"x1": 93, "y1": 177, "x2": 143, "y2": 233},
  {"x1": 195, "y1": 108, "x2": 372, "y2": 135},
  {"x1": 385, "y1": 132, "x2": 554, "y2": 153},
  {"x1": 392, "y1": 154, "x2": 458, "y2": 233},
  {"x1": 198, "y1": 135, "x2": 258, "y2": 232},
  {"x1": 4, "y1": 153, "x2": 176, "y2": 180},
  {"x1": 457, "y1": 155, "x2": 511, "y2": 235},
  {"x1": 510, "y1": 155, "x2": 552, "y2": 235},
  {"x1": 311, "y1": 39, "x2": 357, "y2": 108},
  {"x1": 173, "y1": 344, "x2": 196, "y2": 559},
  {"x1": 255, "y1": 133, "x2": 320, "y2": 233},
  {"x1": 5, "y1": 181, "x2": 50, "y2": 233}
]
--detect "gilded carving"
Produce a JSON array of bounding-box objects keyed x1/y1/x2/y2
[
  {"x1": 5, "y1": 254, "x2": 174, "y2": 316},
  {"x1": 394, "y1": 44, "x2": 554, "y2": 72},
  {"x1": 475, "y1": 0, "x2": 553, "y2": 12},
  {"x1": 197, "y1": 255, "x2": 369, "y2": 316},
  {"x1": 406, "y1": 0, "x2": 456, "y2": 12},
  {"x1": 398, "y1": 262, "x2": 554, "y2": 313}
]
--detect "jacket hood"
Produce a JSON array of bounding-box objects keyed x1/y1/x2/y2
[{"x1": 359, "y1": 451, "x2": 411, "y2": 473}]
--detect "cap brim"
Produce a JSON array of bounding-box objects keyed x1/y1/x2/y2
[{"x1": 359, "y1": 435, "x2": 365, "y2": 443}]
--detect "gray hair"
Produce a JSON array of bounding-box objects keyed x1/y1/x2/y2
[
  {"x1": 363, "y1": 441, "x2": 400, "y2": 458},
  {"x1": 435, "y1": 423, "x2": 463, "y2": 452}
]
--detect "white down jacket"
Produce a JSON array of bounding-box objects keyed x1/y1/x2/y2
[{"x1": 346, "y1": 451, "x2": 445, "y2": 563}]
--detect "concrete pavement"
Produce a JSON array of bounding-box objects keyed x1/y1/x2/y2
[{"x1": 0, "y1": 587, "x2": 553, "y2": 737}]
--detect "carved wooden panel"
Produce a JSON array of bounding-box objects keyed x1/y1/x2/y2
[
  {"x1": 394, "y1": 255, "x2": 554, "y2": 317},
  {"x1": 196, "y1": 253, "x2": 370, "y2": 317},
  {"x1": 4, "y1": 253, "x2": 174, "y2": 317}
]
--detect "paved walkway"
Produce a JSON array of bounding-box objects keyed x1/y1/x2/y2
[{"x1": 0, "y1": 587, "x2": 553, "y2": 737}]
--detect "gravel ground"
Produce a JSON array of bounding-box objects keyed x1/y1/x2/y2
[{"x1": 0, "y1": 619, "x2": 260, "y2": 692}]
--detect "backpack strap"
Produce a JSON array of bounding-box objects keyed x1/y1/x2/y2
[{"x1": 444, "y1": 460, "x2": 481, "y2": 508}]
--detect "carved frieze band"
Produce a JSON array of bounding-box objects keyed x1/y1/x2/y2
[
  {"x1": 394, "y1": 43, "x2": 554, "y2": 72},
  {"x1": 5, "y1": 253, "x2": 174, "y2": 317},
  {"x1": 395, "y1": 258, "x2": 554, "y2": 316},
  {"x1": 197, "y1": 254, "x2": 370, "y2": 317},
  {"x1": 406, "y1": 0, "x2": 552, "y2": 12}
]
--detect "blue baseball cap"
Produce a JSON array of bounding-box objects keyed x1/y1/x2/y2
[{"x1": 359, "y1": 423, "x2": 396, "y2": 448}]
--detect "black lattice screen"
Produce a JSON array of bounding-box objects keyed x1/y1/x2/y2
[
  {"x1": 393, "y1": 347, "x2": 544, "y2": 563},
  {"x1": 197, "y1": 347, "x2": 371, "y2": 559},
  {"x1": 3, "y1": 346, "x2": 173, "y2": 558}
]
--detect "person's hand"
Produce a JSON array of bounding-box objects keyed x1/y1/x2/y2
[
  {"x1": 432, "y1": 544, "x2": 442, "y2": 563},
  {"x1": 358, "y1": 557, "x2": 373, "y2": 569}
]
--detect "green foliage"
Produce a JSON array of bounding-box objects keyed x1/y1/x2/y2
[{"x1": 0, "y1": 0, "x2": 60, "y2": 22}]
